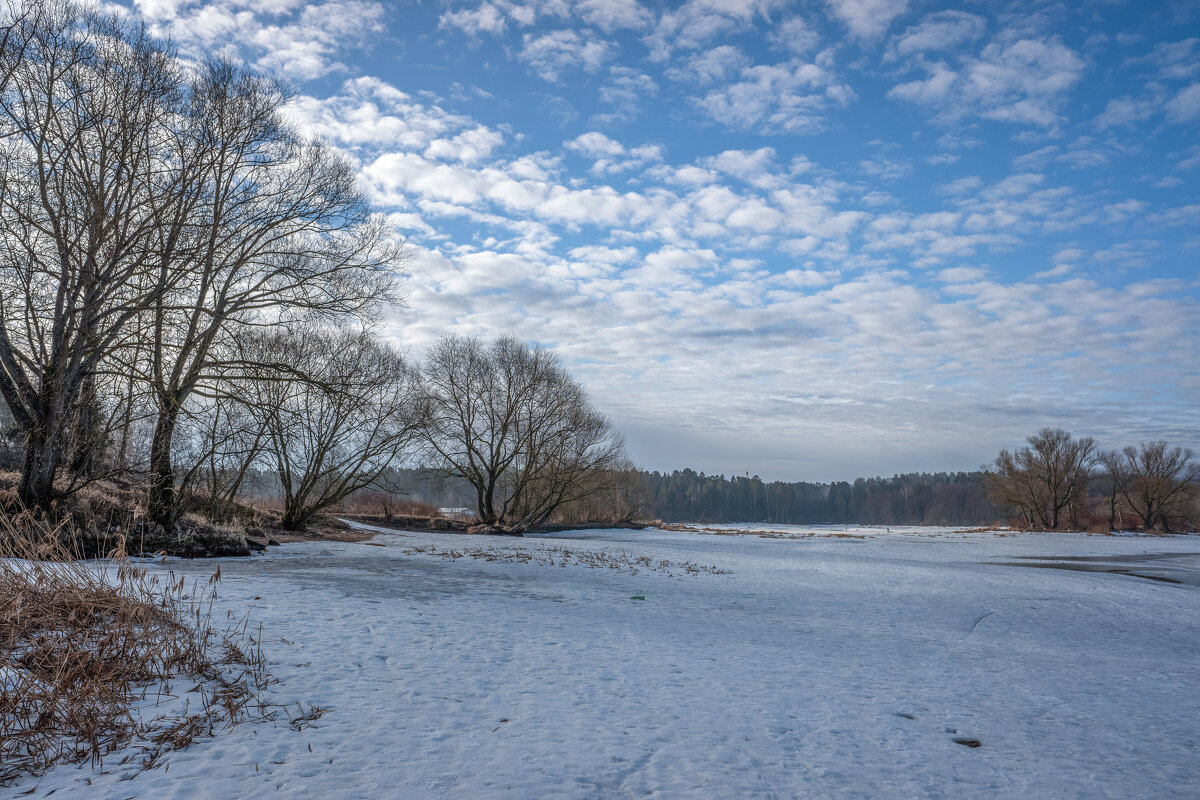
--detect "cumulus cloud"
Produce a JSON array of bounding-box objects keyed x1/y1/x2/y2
[
  {"x1": 823, "y1": 0, "x2": 909, "y2": 40},
  {"x1": 520, "y1": 29, "x2": 616, "y2": 82},
  {"x1": 768, "y1": 16, "x2": 821, "y2": 55},
  {"x1": 595, "y1": 66, "x2": 658, "y2": 124},
  {"x1": 886, "y1": 10, "x2": 986, "y2": 60},
  {"x1": 1095, "y1": 96, "x2": 1159, "y2": 128},
  {"x1": 565, "y1": 131, "x2": 663, "y2": 174},
  {"x1": 1166, "y1": 83, "x2": 1200, "y2": 122},
  {"x1": 696, "y1": 57, "x2": 856, "y2": 134},
  {"x1": 438, "y1": 2, "x2": 507, "y2": 36},
  {"x1": 576, "y1": 0, "x2": 652, "y2": 33},
  {"x1": 665, "y1": 45, "x2": 752, "y2": 85},
  {"x1": 645, "y1": 0, "x2": 787, "y2": 61},
  {"x1": 133, "y1": 0, "x2": 386, "y2": 80},
  {"x1": 889, "y1": 34, "x2": 1086, "y2": 127}
]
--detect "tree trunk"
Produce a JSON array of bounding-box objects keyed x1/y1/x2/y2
[
  {"x1": 279, "y1": 512, "x2": 307, "y2": 531},
  {"x1": 147, "y1": 404, "x2": 180, "y2": 534},
  {"x1": 18, "y1": 423, "x2": 59, "y2": 512},
  {"x1": 68, "y1": 372, "x2": 99, "y2": 478}
]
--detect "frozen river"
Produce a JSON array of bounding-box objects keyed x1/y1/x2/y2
[{"x1": 15, "y1": 524, "x2": 1200, "y2": 799}]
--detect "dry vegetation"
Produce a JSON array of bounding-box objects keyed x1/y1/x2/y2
[
  {"x1": 397, "y1": 542, "x2": 730, "y2": 577},
  {"x1": 655, "y1": 522, "x2": 871, "y2": 540},
  {"x1": 0, "y1": 516, "x2": 273, "y2": 785}
]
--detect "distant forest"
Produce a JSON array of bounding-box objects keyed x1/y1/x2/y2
[
  {"x1": 637, "y1": 470, "x2": 1001, "y2": 526},
  {"x1": 383, "y1": 467, "x2": 1003, "y2": 527}
]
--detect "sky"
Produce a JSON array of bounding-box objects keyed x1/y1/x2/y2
[{"x1": 119, "y1": 0, "x2": 1199, "y2": 481}]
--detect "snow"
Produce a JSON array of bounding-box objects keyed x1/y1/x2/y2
[{"x1": 9, "y1": 524, "x2": 1200, "y2": 799}]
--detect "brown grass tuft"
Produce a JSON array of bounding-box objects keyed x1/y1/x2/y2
[{"x1": 0, "y1": 515, "x2": 272, "y2": 785}]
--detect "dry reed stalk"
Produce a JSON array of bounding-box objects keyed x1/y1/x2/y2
[
  {"x1": 399, "y1": 542, "x2": 730, "y2": 576},
  {"x1": 0, "y1": 515, "x2": 272, "y2": 785}
]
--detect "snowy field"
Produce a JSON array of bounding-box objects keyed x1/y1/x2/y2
[{"x1": 10, "y1": 523, "x2": 1200, "y2": 799}]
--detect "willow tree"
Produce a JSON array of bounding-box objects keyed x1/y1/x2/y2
[
  {"x1": 986, "y1": 428, "x2": 1097, "y2": 530},
  {"x1": 235, "y1": 328, "x2": 419, "y2": 531},
  {"x1": 417, "y1": 335, "x2": 627, "y2": 534},
  {"x1": 1101, "y1": 442, "x2": 1198, "y2": 532},
  {"x1": 141, "y1": 57, "x2": 399, "y2": 533},
  {"x1": 0, "y1": 2, "x2": 184, "y2": 509}
]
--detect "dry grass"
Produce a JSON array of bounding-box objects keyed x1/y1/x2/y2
[
  {"x1": 0, "y1": 515, "x2": 272, "y2": 785},
  {"x1": 399, "y1": 542, "x2": 731, "y2": 577},
  {"x1": 337, "y1": 493, "x2": 441, "y2": 520},
  {"x1": 654, "y1": 522, "x2": 870, "y2": 540}
]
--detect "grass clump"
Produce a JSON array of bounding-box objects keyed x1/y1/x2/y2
[{"x1": 0, "y1": 515, "x2": 271, "y2": 785}]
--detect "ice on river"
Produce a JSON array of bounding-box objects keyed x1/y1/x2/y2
[{"x1": 12, "y1": 524, "x2": 1200, "y2": 799}]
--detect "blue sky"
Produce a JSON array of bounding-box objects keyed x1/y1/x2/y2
[{"x1": 123, "y1": 0, "x2": 1199, "y2": 480}]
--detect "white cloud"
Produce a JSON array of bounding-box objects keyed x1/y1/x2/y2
[
  {"x1": 288, "y1": 77, "x2": 473, "y2": 151},
  {"x1": 665, "y1": 45, "x2": 752, "y2": 85},
  {"x1": 887, "y1": 10, "x2": 986, "y2": 60},
  {"x1": 1095, "y1": 96, "x2": 1158, "y2": 128},
  {"x1": 576, "y1": 0, "x2": 652, "y2": 33},
  {"x1": 702, "y1": 148, "x2": 781, "y2": 189},
  {"x1": 936, "y1": 266, "x2": 988, "y2": 283},
  {"x1": 859, "y1": 156, "x2": 913, "y2": 180},
  {"x1": 1142, "y1": 37, "x2": 1200, "y2": 81},
  {"x1": 823, "y1": 0, "x2": 909, "y2": 40},
  {"x1": 889, "y1": 35, "x2": 1086, "y2": 127},
  {"x1": 438, "y1": 3, "x2": 507, "y2": 36},
  {"x1": 768, "y1": 16, "x2": 820, "y2": 55},
  {"x1": 697, "y1": 57, "x2": 855, "y2": 134},
  {"x1": 425, "y1": 126, "x2": 505, "y2": 163},
  {"x1": 131, "y1": 0, "x2": 387, "y2": 80},
  {"x1": 565, "y1": 131, "x2": 663, "y2": 174},
  {"x1": 1166, "y1": 83, "x2": 1200, "y2": 123},
  {"x1": 645, "y1": 0, "x2": 787, "y2": 61},
  {"x1": 520, "y1": 29, "x2": 615, "y2": 82},
  {"x1": 595, "y1": 66, "x2": 658, "y2": 123}
]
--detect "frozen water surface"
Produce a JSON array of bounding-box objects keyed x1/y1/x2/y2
[{"x1": 13, "y1": 524, "x2": 1200, "y2": 799}]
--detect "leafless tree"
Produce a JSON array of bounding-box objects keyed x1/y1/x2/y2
[
  {"x1": 157, "y1": 390, "x2": 268, "y2": 524},
  {"x1": 987, "y1": 428, "x2": 1097, "y2": 530},
  {"x1": 0, "y1": 2, "x2": 185, "y2": 509},
  {"x1": 1100, "y1": 442, "x2": 1198, "y2": 532},
  {"x1": 417, "y1": 334, "x2": 627, "y2": 534},
  {"x1": 237, "y1": 327, "x2": 419, "y2": 531},
  {"x1": 140, "y1": 56, "x2": 401, "y2": 533},
  {"x1": 551, "y1": 459, "x2": 650, "y2": 525}
]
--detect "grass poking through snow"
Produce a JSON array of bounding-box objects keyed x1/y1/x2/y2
[
  {"x1": 0, "y1": 516, "x2": 273, "y2": 785},
  {"x1": 399, "y1": 543, "x2": 730, "y2": 577}
]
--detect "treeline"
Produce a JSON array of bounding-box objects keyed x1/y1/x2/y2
[{"x1": 638, "y1": 469, "x2": 1000, "y2": 526}]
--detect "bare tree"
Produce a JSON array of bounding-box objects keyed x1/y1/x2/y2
[
  {"x1": 238, "y1": 328, "x2": 418, "y2": 531},
  {"x1": 1101, "y1": 442, "x2": 1198, "y2": 532},
  {"x1": 417, "y1": 334, "x2": 627, "y2": 534},
  {"x1": 987, "y1": 428, "x2": 1097, "y2": 530},
  {"x1": 551, "y1": 459, "x2": 650, "y2": 524},
  {"x1": 140, "y1": 57, "x2": 401, "y2": 533},
  {"x1": 0, "y1": 2, "x2": 184, "y2": 509}
]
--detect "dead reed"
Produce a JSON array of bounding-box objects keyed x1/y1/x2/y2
[
  {"x1": 400, "y1": 542, "x2": 731, "y2": 577},
  {"x1": 0, "y1": 515, "x2": 271, "y2": 785}
]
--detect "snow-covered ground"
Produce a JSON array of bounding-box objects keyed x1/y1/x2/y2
[{"x1": 11, "y1": 524, "x2": 1200, "y2": 799}]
